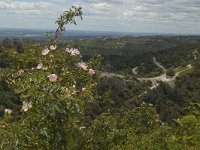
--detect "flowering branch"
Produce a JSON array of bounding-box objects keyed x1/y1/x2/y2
[{"x1": 54, "y1": 6, "x2": 83, "y2": 42}]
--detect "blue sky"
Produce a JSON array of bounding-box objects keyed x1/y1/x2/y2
[{"x1": 0, "y1": 0, "x2": 200, "y2": 34}]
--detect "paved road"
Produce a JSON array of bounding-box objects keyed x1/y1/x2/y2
[
  {"x1": 98, "y1": 72, "x2": 125, "y2": 79},
  {"x1": 137, "y1": 59, "x2": 192, "y2": 88},
  {"x1": 137, "y1": 57, "x2": 167, "y2": 85},
  {"x1": 99, "y1": 57, "x2": 193, "y2": 99},
  {"x1": 138, "y1": 62, "x2": 192, "y2": 97},
  {"x1": 132, "y1": 67, "x2": 138, "y2": 75},
  {"x1": 99, "y1": 57, "x2": 192, "y2": 88}
]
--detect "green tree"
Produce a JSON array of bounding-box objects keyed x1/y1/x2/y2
[{"x1": 166, "y1": 69, "x2": 175, "y2": 77}]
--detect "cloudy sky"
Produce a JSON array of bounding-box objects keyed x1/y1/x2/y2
[{"x1": 0, "y1": 0, "x2": 200, "y2": 34}]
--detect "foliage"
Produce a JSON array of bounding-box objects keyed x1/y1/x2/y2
[
  {"x1": 0, "y1": 5, "x2": 200, "y2": 150},
  {"x1": 47, "y1": 6, "x2": 82, "y2": 44},
  {"x1": 166, "y1": 69, "x2": 175, "y2": 77},
  {"x1": 0, "y1": 6, "x2": 95, "y2": 149}
]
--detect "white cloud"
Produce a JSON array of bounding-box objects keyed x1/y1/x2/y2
[
  {"x1": 75, "y1": 0, "x2": 200, "y2": 24},
  {"x1": 0, "y1": 0, "x2": 67, "y2": 15},
  {"x1": 92, "y1": 3, "x2": 110, "y2": 10},
  {"x1": 0, "y1": 1, "x2": 51, "y2": 10},
  {"x1": 0, "y1": 0, "x2": 200, "y2": 34}
]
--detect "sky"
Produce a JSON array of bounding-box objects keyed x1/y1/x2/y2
[{"x1": 0, "y1": 0, "x2": 200, "y2": 34}]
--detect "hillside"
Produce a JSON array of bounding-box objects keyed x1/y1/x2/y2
[
  {"x1": 0, "y1": 1, "x2": 200, "y2": 149},
  {"x1": 0, "y1": 33, "x2": 200, "y2": 149}
]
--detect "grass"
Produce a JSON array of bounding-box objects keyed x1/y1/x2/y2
[
  {"x1": 173, "y1": 66, "x2": 188, "y2": 73},
  {"x1": 178, "y1": 67, "x2": 194, "y2": 77},
  {"x1": 138, "y1": 67, "x2": 163, "y2": 78}
]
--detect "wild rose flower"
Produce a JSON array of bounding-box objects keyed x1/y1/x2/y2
[
  {"x1": 36, "y1": 63, "x2": 43, "y2": 69},
  {"x1": 66, "y1": 48, "x2": 80, "y2": 56},
  {"x1": 79, "y1": 126, "x2": 86, "y2": 130},
  {"x1": 48, "y1": 74, "x2": 58, "y2": 82},
  {"x1": 89, "y1": 68, "x2": 95, "y2": 75},
  {"x1": 66, "y1": 48, "x2": 70, "y2": 52},
  {"x1": 77, "y1": 62, "x2": 88, "y2": 70},
  {"x1": 42, "y1": 48, "x2": 50, "y2": 56},
  {"x1": 22, "y1": 102, "x2": 32, "y2": 112},
  {"x1": 50, "y1": 45, "x2": 57, "y2": 50},
  {"x1": 4, "y1": 109, "x2": 12, "y2": 115},
  {"x1": 18, "y1": 69, "x2": 24, "y2": 76}
]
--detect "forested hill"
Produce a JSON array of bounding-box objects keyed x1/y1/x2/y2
[
  {"x1": 64, "y1": 36, "x2": 200, "y2": 55},
  {"x1": 0, "y1": 35, "x2": 200, "y2": 149}
]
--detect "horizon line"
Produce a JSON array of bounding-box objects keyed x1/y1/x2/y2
[{"x1": 0, "y1": 27, "x2": 200, "y2": 36}]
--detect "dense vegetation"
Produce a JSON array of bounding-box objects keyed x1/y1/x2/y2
[{"x1": 0, "y1": 6, "x2": 200, "y2": 150}]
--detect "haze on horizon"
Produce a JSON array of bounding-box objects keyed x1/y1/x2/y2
[{"x1": 0, "y1": 0, "x2": 200, "y2": 35}]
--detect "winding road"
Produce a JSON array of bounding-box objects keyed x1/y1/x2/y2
[
  {"x1": 99, "y1": 57, "x2": 192, "y2": 89},
  {"x1": 99, "y1": 57, "x2": 193, "y2": 99},
  {"x1": 137, "y1": 58, "x2": 192, "y2": 88},
  {"x1": 137, "y1": 59, "x2": 192, "y2": 97}
]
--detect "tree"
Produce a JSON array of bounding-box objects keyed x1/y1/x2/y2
[
  {"x1": 2, "y1": 39, "x2": 13, "y2": 49},
  {"x1": 166, "y1": 69, "x2": 175, "y2": 77}
]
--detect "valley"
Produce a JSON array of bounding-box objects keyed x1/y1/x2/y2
[
  {"x1": 0, "y1": 1, "x2": 200, "y2": 148},
  {"x1": 0, "y1": 35, "x2": 200, "y2": 149}
]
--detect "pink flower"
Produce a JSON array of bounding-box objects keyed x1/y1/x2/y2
[
  {"x1": 48, "y1": 74, "x2": 58, "y2": 82},
  {"x1": 36, "y1": 63, "x2": 43, "y2": 69},
  {"x1": 66, "y1": 48, "x2": 80, "y2": 56},
  {"x1": 42, "y1": 48, "x2": 50, "y2": 56},
  {"x1": 4, "y1": 109, "x2": 12, "y2": 115},
  {"x1": 89, "y1": 69, "x2": 95, "y2": 75},
  {"x1": 77, "y1": 62, "x2": 88, "y2": 70},
  {"x1": 50, "y1": 45, "x2": 57, "y2": 50},
  {"x1": 22, "y1": 102, "x2": 32, "y2": 112}
]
